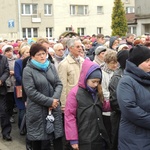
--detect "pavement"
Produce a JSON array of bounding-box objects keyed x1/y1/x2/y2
[{"x1": 0, "y1": 114, "x2": 26, "y2": 150}]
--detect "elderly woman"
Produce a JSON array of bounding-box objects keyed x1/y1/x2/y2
[
  {"x1": 22, "y1": 43, "x2": 63, "y2": 150},
  {"x1": 100, "y1": 50, "x2": 118, "y2": 140},
  {"x1": 14, "y1": 45, "x2": 30, "y2": 128}
]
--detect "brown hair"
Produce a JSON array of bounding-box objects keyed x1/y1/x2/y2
[
  {"x1": 104, "y1": 50, "x2": 117, "y2": 64},
  {"x1": 97, "y1": 84, "x2": 104, "y2": 103}
]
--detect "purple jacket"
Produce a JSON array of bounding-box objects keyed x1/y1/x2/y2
[{"x1": 64, "y1": 59, "x2": 101, "y2": 142}]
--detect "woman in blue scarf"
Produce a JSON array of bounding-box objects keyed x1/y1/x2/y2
[{"x1": 22, "y1": 43, "x2": 63, "y2": 150}]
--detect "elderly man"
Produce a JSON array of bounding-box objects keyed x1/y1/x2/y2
[
  {"x1": 58, "y1": 38, "x2": 84, "y2": 111},
  {"x1": 0, "y1": 54, "x2": 12, "y2": 141},
  {"x1": 58, "y1": 37, "x2": 84, "y2": 149},
  {"x1": 53, "y1": 43, "x2": 65, "y2": 71}
]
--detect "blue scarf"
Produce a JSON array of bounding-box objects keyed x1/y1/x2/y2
[
  {"x1": 31, "y1": 59, "x2": 50, "y2": 71},
  {"x1": 86, "y1": 85, "x2": 97, "y2": 101}
]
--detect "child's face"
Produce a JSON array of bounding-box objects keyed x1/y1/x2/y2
[{"x1": 87, "y1": 78, "x2": 100, "y2": 88}]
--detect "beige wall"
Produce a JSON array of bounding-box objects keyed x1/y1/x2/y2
[{"x1": 0, "y1": 0, "x2": 135, "y2": 40}]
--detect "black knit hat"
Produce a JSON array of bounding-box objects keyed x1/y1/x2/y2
[
  {"x1": 88, "y1": 69, "x2": 102, "y2": 79},
  {"x1": 128, "y1": 45, "x2": 150, "y2": 66},
  {"x1": 117, "y1": 50, "x2": 129, "y2": 69}
]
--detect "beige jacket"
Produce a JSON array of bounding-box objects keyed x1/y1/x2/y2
[{"x1": 58, "y1": 54, "x2": 84, "y2": 108}]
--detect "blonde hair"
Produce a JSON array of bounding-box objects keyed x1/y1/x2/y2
[
  {"x1": 104, "y1": 50, "x2": 117, "y2": 64},
  {"x1": 19, "y1": 45, "x2": 30, "y2": 55}
]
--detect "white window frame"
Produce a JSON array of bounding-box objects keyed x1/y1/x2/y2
[
  {"x1": 70, "y1": 5, "x2": 88, "y2": 15},
  {"x1": 126, "y1": 7, "x2": 135, "y2": 13},
  {"x1": 44, "y1": 4, "x2": 52, "y2": 15},
  {"x1": 22, "y1": 28, "x2": 38, "y2": 38},
  {"x1": 97, "y1": 27, "x2": 102, "y2": 34},
  {"x1": 66, "y1": 27, "x2": 72, "y2": 32},
  {"x1": 128, "y1": 26, "x2": 136, "y2": 34},
  {"x1": 97, "y1": 6, "x2": 103, "y2": 14},
  {"x1": 77, "y1": 28, "x2": 85, "y2": 36},
  {"x1": 46, "y1": 27, "x2": 53, "y2": 38},
  {"x1": 22, "y1": 4, "x2": 37, "y2": 15}
]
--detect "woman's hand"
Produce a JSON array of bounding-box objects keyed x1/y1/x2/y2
[
  {"x1": 52, "y1": 99, "x2": 59, "y2": 109},
  {"x1": 71, "y1": 144, "x2": 79, "y2": 150}
]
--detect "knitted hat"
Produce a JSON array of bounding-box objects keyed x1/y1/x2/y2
[
  {"x1": 95, "y1": 46, "x2": 107, "y2": 55},
  {"x1": 88, "y1": 69, "x2": 102, "y2": 79},
  {"x1": 2, "y1": 45, "x2": 13, "y2": 53},
  {"x1": 128, "y1": 45, "x2": 150, "y2": 66},
  {"x1": 117, "y1": 50, "x2": 129, "y2": 69}
]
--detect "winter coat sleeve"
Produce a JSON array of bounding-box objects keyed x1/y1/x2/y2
[
  {"x1": 109, "y1": 75, "x2": 121, "y2": 112},
  {"x1": 14, "y1": 60, "x2": 22, "y2": 85},
  {"x1": 117, "y1": 78, "x2": 150, "y2": 130},
  {"x1": 51, "y1": 64, "x2": 63, "y2": 100},
  {"x1": 22, "y1": 67, "x2": 53, "y2": 107},
  {"x1": 0, "y1": 56, "x2": 10, "y2": 82},
  {"x1": 65, "y1": 86, "x2": 78, "y2": 141}
]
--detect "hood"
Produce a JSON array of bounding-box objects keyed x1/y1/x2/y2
[
  {"x1": 109, "y1": 36, "x2": 117, "y2": 49},
  {"x1": 78, "y1": 59, "x2": 102, "y2": 88},
  {"x1": 124, "y1": 60, "x2": 150, "y2": 85}
]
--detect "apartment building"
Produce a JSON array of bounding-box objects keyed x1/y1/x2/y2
[
  {"x1": 135, "y1": 0, "x2": 150, "y2": 36},
  {"x1": 0, "y1": 0, "x2": 135, "y2": 40}
]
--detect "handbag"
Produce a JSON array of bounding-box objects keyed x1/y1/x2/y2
[
  {"x1": 15, "y1": 86, "x2": 22, "y2": 98},
  {"x1": 102, "y1": 99, "x2": 112, "y2": 112}
]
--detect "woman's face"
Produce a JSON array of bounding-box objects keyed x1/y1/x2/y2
[
  {"x1": 138, "y1": 58, "x2": 150, "y2": 72},
  {"x1": 107, "y1": 61, "x2": 118, "y2": 71},
  {"x1": 87, "y1": 78, "x2": 100, "y2": 88},
  {"x1": 4, "y1": 50, "x2": 13, "y2": 59},
  {"x1": 32, "y1": 50, "x2": 47, "y2": 63},
  {"x1": 22, "y1": 49, "x2": 30, "y2": 58}
]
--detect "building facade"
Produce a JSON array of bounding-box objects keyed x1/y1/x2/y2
[
  {"x1": 135, "y1": 0, "x2": 150, "y2": 36},
  {"x1": 0, "y1": 0, "x2": 135, "y2": 40}
]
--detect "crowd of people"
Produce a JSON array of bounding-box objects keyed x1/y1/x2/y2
[{"x1": 0, "y1": 33, "x2": 150, "y2": 150}]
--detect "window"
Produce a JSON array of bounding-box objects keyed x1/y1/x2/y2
[
  {"x1": 128, "y1": 26, "x2": 136, "y2": 34},
  {"x1": 97, "y1": 27, "x2": 102, "y2": 34},
  {"x1": 21, "y1": 4, "x2": 37, "y2": 15},
  {"x1": 44, "y1": 4, "x2": 52, "y2": 15},
  {"x1": 126, "y1": 7, "x2": 135, "y2": 13},
  {"x1": 70, "y1": 5, "x2": 88, "y2": 15},
  {"x1": 22, "y1": 28, "x2": 38, "y2": 38},
  {"x1": 77, "y1": 28, "x2": 85, "y2": 36},
  {"x1": 66, "y1": 27, "x2": 72, "y2": 32},
  {"x1": 97, "y1": 6, "x2": 103, "y2": 14},
  {"x1": 46, "y1": 28, "x2": 53, "y2": 38}
]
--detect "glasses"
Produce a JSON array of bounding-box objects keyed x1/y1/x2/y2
[
  {"x1": 73, "y1": 45, "x2": 82, "y2": 49},
  {"x1": 35, "y1": 52, "x2": 46, "y2": 57}
]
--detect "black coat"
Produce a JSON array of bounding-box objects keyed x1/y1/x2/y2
[
  {"x1": 76, "y1": 87, "x2": 110, "y2": 150},
  {"x1": 0, "y1": 55, "x2": 10, "y2": 95},
  {"x1": 109, "y1": 68, "x2": 123, "y2": 150}
]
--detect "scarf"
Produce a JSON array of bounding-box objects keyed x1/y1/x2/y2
[{"x1": 31, "y1": 59, "x2": 50, "y2": 71}]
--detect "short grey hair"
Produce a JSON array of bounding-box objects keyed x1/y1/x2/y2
[
  {"x1": 53, "y1": 43, "x2": 64, "y2": 51},
  {"x1": 67, "y1": 37, "x2": 81, "y2": 48}
]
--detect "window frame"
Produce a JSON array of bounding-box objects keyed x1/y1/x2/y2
[{"x1": 21, "y1": 4, "x2": 38, "y2": 15}]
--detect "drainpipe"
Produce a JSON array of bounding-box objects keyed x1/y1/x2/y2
[{"x1": 18, "y1": 0, "x2": 22, "y2": 39}]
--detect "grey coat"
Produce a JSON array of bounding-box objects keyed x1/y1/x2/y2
[{"x1": 23, "y1": 59, "x2": 63, "y2": 141}]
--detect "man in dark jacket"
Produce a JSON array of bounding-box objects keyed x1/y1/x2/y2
[{"x1": 0, "y1": 54, "x2": 12, "y2": 141}]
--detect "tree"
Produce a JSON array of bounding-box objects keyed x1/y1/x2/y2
[{"x1": 111, "y1": 0, "x2": 128, "y2": 37}]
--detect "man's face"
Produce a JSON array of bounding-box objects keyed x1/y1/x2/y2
[
  {"x1": 127, "y1": 36, "x2": 134, "y2": 43},
  {"x1": 69, "y1": 40, "x2": 82, "y2": 57},
  {"x1": 97, "y1": 37, "x2": 105, "y2": 44},
  {"x1": 55, "y1": 45, "x2": 64, "y2": 57}
]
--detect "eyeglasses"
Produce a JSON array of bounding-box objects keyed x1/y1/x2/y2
[
  {"x1": 73, "y1": 45, "x2": 82, "y2": 49},
  {"x1": 35, "y1": 52, "x2": 46, "y2": 57}
]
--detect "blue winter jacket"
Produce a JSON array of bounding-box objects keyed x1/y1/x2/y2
[{"x1": 117, "y1": 60, "x2": 150, "y2": 150}]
